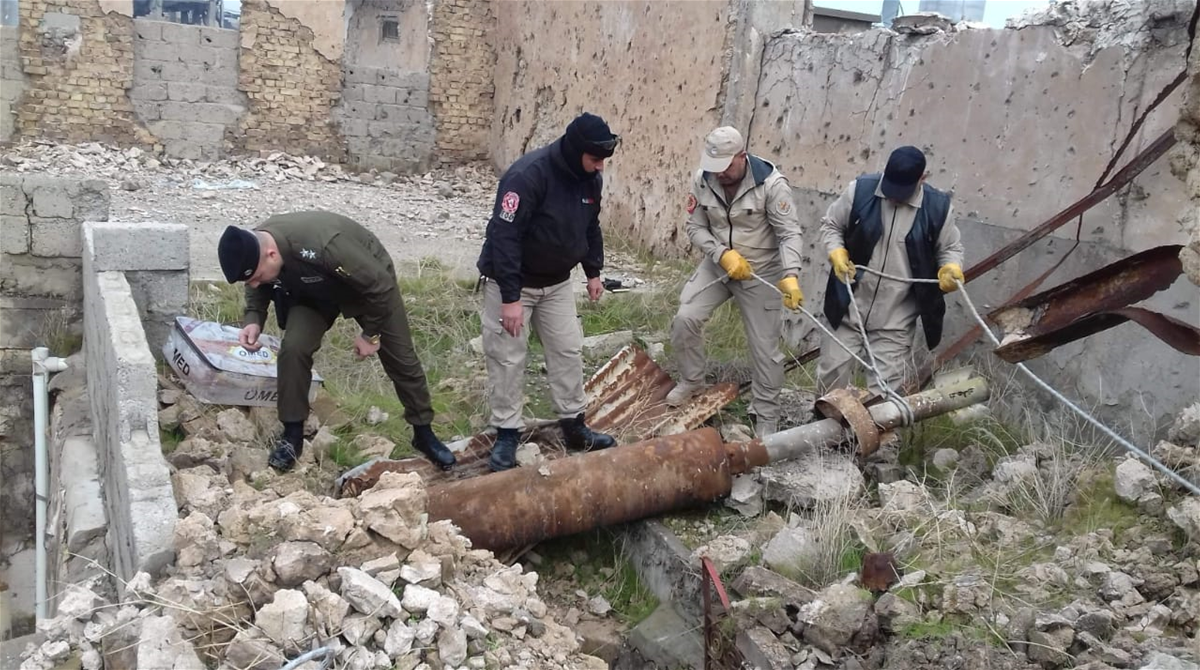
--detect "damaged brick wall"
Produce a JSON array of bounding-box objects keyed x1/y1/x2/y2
[
  {"x1": 14, "y1": 0, "x2": 154, "y2": 146},
  {"x1": 1, "y1": 24, "x2": 25, "y2": 143},
  {"x1": 236, "y1": 0, "x2": 344, "y2": 161},
  {"x1": 131, "y1": 19, "x2": 246, "y2": 161},
  {"x1": 429, "y1": 0, "x2": 493, "y2": 165}
]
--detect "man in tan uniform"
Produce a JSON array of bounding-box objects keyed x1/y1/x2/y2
[
  {"x1": 666, "y1": 126, "x2": 805, "y2": 437},
  {"x1": 818, "y1": 145, "x2": 965, "y2": 395}
]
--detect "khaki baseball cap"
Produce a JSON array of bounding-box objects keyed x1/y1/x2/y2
[{"x1": 699, "y1": 126, "x2": 745, "y2": 173}]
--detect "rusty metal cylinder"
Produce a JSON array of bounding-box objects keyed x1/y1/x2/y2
[{"x1": 426, "y1": 429, "x2": 732, "y2": 551}]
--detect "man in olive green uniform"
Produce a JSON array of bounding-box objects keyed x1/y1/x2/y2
[
  {"x1": 217, "y1": 211, "x2": 456, "y2": 472},
  {"x1": 666, "y1": 126, "x2": 805, "y2": 438}
]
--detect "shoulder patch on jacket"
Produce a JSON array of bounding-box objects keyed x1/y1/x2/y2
[
  {"x1": 775, "y1": 199, "x2": 791, "y2": 215},
  {"x1": 499, "y1": 191, "x2": 520, "y2": 222},
  {"x1": 687, "y1": 194, "x2": 697, "y2": 214}
]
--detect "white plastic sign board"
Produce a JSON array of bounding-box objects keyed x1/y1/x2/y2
[{"x1": 163, "y1": 316, "x2": 323, "y2": 407}]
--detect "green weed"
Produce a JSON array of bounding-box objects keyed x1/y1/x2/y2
[{"x1": 536, "y1": 529, "x2": 659, "y2": 626}]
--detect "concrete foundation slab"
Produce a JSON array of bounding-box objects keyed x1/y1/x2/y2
[{"x1": 627, "y1": 603, "x2": 704, "y2": 670}]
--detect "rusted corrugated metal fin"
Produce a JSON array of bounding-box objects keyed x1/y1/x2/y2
[{"x1": 988, "y1": 245, "x2": 1192, "y2": 362}]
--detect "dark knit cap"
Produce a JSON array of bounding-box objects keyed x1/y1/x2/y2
[{"x1": 217, "y1": 225, "x2": 260, "y2": 283}]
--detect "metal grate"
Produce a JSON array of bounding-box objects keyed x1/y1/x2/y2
[{"x1": 380, "y1": 17, "x2": 399, "y2": 42}]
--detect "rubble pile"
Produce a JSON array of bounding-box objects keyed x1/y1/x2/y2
[
  {"x1": 677, "y1": 404, "x2": 1200, "y2": 669},
  {"x1": 20, "y1": 393, "x2": 610, "y2": 670},
  {"x1": 0, "y1": 140, "x2": 496, "y2": 196}
]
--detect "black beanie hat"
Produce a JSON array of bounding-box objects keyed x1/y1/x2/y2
[
  {"x1": 564, "y1": 112, "x2": 618, "y2": 159},
  {"x1": 218, "y1": 225, "x2": 261, "y2": 283}
]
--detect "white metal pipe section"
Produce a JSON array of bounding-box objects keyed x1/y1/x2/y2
[
  {"x1": 760, "y1": 376, "x2": 991, "y2": 464},
  {"x1": 32, "y1": 347, "x2": 69, "y2": 622}
]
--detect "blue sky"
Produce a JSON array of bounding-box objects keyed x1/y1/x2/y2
[{"x1": 816, "y1": 0, "x2": 1053, "y2": 27}]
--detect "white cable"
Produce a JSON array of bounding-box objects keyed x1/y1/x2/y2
[
  {"x1": 842, "y1": 275, "x2": 916, "y2": 426},
  {"x1": 952, "y1": 279, "x2": 1200, "y2": 497}
]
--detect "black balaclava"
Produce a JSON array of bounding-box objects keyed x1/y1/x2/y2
[{"x1": 560, "y1": 112, "x2": 616, "y2": 180}]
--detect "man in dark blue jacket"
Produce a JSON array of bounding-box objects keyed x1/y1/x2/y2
[{"x1": 476, "y1": 112, "x2": 619, "y2": 471}]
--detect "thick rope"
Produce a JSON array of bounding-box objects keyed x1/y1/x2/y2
[{"x1": 703, "y1": 264, "x2": 1197, "y2": 494}]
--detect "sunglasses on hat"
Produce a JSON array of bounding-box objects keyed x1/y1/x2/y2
[{"x1": 591, "y1": 134, "x2": 621, "y2": 151}]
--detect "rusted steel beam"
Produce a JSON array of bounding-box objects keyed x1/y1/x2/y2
[
  {"x1": 898, "y1": 129, "x2": 1179, "y2": 395},
  {"x1": 427, "y1": 377, "x2": 989, "y2": 550},
  {"x1": 426, "y1": 429, "x2": 732, "y2": 551},
  {"x1": 990, "y1": 245, "x2": 1197, "y2": 362},
  {"x1": 336, "y1": 346, "x2": 737, "y2": 496}
]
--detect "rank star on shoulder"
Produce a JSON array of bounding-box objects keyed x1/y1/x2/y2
[{"x1": 300, "y1": 248, "x2": 317, "y2": 260}]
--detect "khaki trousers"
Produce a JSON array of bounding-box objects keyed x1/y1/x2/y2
[
  {"x1": 816, "y1": 322, "x2": 918, "y2": 396},
  {"x1": 481, "y1": 279, "x2": 585, "y2": 429},
  {"x1": 670, "y1": 259, "x2": 784, "y2": 422},
  {"x1": 277, "y1": 300, "x2": 434, "y2": 426}
]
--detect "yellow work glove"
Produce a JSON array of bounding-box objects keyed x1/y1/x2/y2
[
  {"x1": 938, "y1": 263, "x2": 965, "y2": 293},
  {"x1": 829, "y1": 248, "x2": 855, "y2": 284},
  {"x1": 778, "y1": 276, "x2": 803, "y2": 310},
  {"x1": 718, "y1": 249, "x2": 753, "y2": 281}
]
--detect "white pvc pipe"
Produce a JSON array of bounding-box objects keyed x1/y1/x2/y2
[{"x1": 31, "y1": 347, "x2": 68, "y2": 623}]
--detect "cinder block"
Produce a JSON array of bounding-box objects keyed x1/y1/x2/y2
[
  {"x1": 132, "y1": 99, "x2": 162, "y2": 122},
  {"x1": 401, "y1": 88, "x2": 429, "y2": 108},
  {"x1": 126, "y1": 270, "x2": 189, "y2": 316},
  {"x1": 338, "y1": 117, "x2": 369, "y2": 138},
  {"x1": 205, "y1": 86, "x2": 245, "y2": 106},
  {"x1": 0, "y1": 179, "x2": 25, "y2": 216},
  {"x1": 198, "y1": 26, "x2": 239, "y2": 50},
  {"x1": 395, "y1": 72, "x2": 430, "y2": 89},
  {"x1": 166, "y1": 81, "x2": 206, "y2": 103},
  {"x1": 139, "y1": 40, "x2": 184, "y2": 64},
  {"x1": 0, "y1": 254, "x2": 82, "y2": 299},
  {"x1": 176, "y1": 43, "x2": 221, "y2": 67},
  {"x1": 72, "y1": 180, "x2": 110, "y2": 222},
  {"x1": 23, "y1": 177, "x2": 75, "y2": 219},
  {"x1": 149, "y1": 119, "x2": 185, "y2": 140},
  {"x1": 363, "y1": 85, "x2": 396, "y2": 105},
  {"x1": 133, "y1": 82, "x2": 168, "y2": 102},
  {"x1": 159, "y1": 20, "x2": 201, "y2": 47},
  {"x1": 132, "y1": 58, "x2": 168, "y2": 81},
  {"x1": 162, "y1": 139, "x2": 204, "y2": 161},
  {"x1": 84, "y1": 222, "x2": 189, "y2": 272},
  {"x1": 1, "y1": 214, "x2": 29, "y2": 255},
  {"x1": 340, "y1": 84, "x2": 365, "y2": 103},
  {"x1": 179, "y1": 121, "x2": 228, "y2": 144},
  {"x1": 61, "y1": 436, "x2": 107, "y2": 552},
  {"x1": 133, "y1": 19, "x2": 163, "y2": 42},
  {"x1": 343, "y1": 100, "x2": 374, "y2": 120},
  {"x1": 31, "y1": 217, "x2": 82, "y2": 257},
  {"x1": 345, "y1": 65, "x2": 381, "y2": 85}
]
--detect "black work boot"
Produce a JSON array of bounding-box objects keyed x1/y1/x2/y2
[
  {"x1": 412, "y1": 424, "x2": 456, "y2": 471},
  {"x1": 560, "y1": 413, "x2": 616, "y2": 451},
  {"x1": 268, "y1": 436, "x2": 303, "y2": 472},
  {"x1": 489, "y1": 428, "x2": 520, "y2": 472}
]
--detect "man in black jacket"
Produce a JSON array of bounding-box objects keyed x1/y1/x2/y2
[{"x1": 476, "y1": 112, "x2": 619, "y2": 471}]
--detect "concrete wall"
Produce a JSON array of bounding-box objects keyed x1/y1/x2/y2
[
  {"x1": 489, "y1": 0, "x2": 739, "y2": 258},
  {"x1": 82, "y1": 221, "x2": 186, "y2": 585},
  {"x1": 336, "y1": 66, "x2": 435, "y2": 172},
  {"x1": 0, "y1": 24, "x2": 24, "y2": 143},
  {"x1": 131, "y1": 18, "x2": 245, "y2": 160},
  {"x1": 0, "y1": 174, "x2": 105, "y2": 610},
  {"x1": 345, "y1": 0, "x2": 429, "y2": 72},
  {"x1": 430, "y1": 0, "x2": 493, "y2": 164}
]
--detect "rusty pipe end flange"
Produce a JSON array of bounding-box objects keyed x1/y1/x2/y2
[{"x1": 814, "y1": 387, "x2": 881, "y2": 459}]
